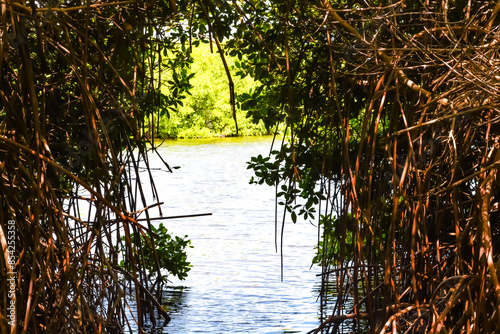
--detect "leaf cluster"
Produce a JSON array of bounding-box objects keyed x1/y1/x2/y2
[
  {"x1": 228, "y1": 0, "x2": 500, "y2": 332},
  {"x1": 122, "y1": 223, "x2": 192, "y2": 282}
]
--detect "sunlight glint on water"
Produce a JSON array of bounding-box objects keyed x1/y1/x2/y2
[{"x1": 132, "y1": 136, "x2": 322, "y2": 333}]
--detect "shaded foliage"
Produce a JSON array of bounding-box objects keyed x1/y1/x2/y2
[
  {"x1": 0, "y1": 0, "x2": 196, "y2": 332},
  {"x1": 2, "y1": 0, "x2": 500, "y2": 333},
  {"x1": 235, "y1": 0, "x2": 500, "y2": 333}
]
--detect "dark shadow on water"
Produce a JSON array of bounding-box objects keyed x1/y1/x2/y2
[{"x1": 162, "y1": 285, "x2": 190, "y2": 315}]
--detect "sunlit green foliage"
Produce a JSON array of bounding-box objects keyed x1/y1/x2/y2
[
  {"x1": 122, "y1": 223, "x2": 192, "y2": 281},
  {"x1": 158, "y1": 43, "x2": 268, "y2": 138}
]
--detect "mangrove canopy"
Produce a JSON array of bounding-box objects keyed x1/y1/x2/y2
[{"x1": 1, "y1": 0, "x2": 500, "y2": 333}]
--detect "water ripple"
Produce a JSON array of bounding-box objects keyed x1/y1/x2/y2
[{"x1": 136, "y1": 137, "x2": 321, "y2": 333}]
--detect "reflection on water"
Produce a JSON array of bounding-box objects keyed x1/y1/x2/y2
[
  {"x1": 132, "y1": 136, "x2": 323, "y2": 333},
  {"x1": 162, "y1": 286, "x2": 190, "y2": 315}
]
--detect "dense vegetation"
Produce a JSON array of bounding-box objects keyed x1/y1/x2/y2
[
  {"x1": 237, "y1": 1, "x2": 500, "y2": 333},
  {"x1": 157, "y1": 43, "x2": 268, "y2": 138},
  {"x1": 0, "y1": 1, "x2": 195, "y2": 332},
  {"x1": 1, "y1": 0, "x2": 499, "y2": 333}
]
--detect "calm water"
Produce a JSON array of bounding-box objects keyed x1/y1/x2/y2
[{"x1": 138, "y1": 136, "x2": 322, "y2": 333}]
